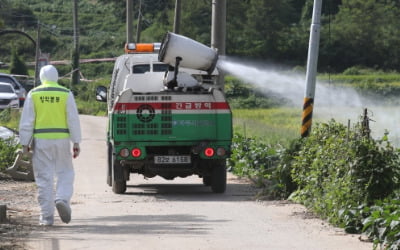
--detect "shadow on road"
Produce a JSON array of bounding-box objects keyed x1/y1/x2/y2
[
  {"x1": 26, "y1": 213, "x2": 229, "y2": 247},
  {"x1": 24, "y1": 213, "x2": 227, "y2": 249},
  {"x1": 123, "y1": 182, "x2": 259, "y2": 202},
  {"x1": 68, "y1": 213, "x2": 226, "y2": 235}
]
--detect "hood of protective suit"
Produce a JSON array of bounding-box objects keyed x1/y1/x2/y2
[{"x1": 40, "y1": 65, "x2": 59, "y2": 83}]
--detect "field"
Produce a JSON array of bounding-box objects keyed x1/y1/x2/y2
[{"x1": 232, "y1": 108, "x2": 301, "y2": 146}]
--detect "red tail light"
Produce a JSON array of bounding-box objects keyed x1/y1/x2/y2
[
  {"x1": 131, "y1": 148, "x2": 141, "y2": 158},
  {"x1": 204, "y1": 147, "x2": 214, "y2": 157}
]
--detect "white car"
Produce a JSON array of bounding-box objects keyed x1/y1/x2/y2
[
  {"x1": 0, "y1": 82, "x2": 20, "y2": 110},
  {"x1": 0, "y1": 73, "x2": 27, "y2": 106}
]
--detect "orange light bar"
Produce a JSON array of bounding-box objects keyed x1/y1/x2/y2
[{"x1": 125, "y1": 43, "x2": 154, "y2": 53}]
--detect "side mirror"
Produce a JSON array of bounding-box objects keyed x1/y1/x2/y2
[{"x1": 95, "y1": 86, "x2": 107, "y2": 102}]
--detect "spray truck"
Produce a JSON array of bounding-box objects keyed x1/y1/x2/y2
[{"x1": 96, "y1": 32, "x2": 232, "y2": 194}]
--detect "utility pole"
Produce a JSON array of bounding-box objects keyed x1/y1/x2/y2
[
  {"x1": 173, "y1": 0, "x2": 181, "y2": 34},
  {"x1": 126, "y1": 0, "x2": 133, "y2": 43},
  {"x1": 211, "y1": 0, "x2": 226, "y2": 55},
  {"x1": 135, "y1": 0, "x2": 142, "y2": 43},
  {"x1": 211, "y1": 0, "x2": 226, "y2": 89},
  {"x1": 34, "y1": 21, "x2": 40, "y2": 87},
  {"x1": 71, "y1": 0, "x2": 80, "y2": 85},
  {"x1": 301, "y1": 0, "x2": 322, "y2": 137}
]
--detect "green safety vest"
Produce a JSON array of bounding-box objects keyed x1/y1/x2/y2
[{"x1": 31, "y1": 81, "x2": 70, "y2": 139}]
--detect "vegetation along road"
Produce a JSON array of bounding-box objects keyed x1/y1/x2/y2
[{"x1": 23, "y1": 115, "x2": 372, "y2": 250}]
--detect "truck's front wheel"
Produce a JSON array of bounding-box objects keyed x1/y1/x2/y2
[
  {"x1": 211, "y1": 161, "x2": 227, "y2": 193},
  {"x1": 112, "y1": 154, "x2": 127, "y2": 194}
]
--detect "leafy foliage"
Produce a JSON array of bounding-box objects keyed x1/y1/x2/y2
[
  {"x1": 0, "y1": 108, "x2": 20, "y2": 130},
  {"x1": 9, "y1": 47, "x2": 28, "y2": 75},
  {"x1": 362, "y1": 199, "x2": 400, "y2": 250},
  {"x1": 0, "y1": 109, "x2": 19, "y2": 172},
  {"x1": 290, "y1": 120, "x2": 400, "y2": 224},
  {"x1": 0, "y1": 137, "x2": 18, "y2": 171},
  {"x1": 2, "y1": 1, "x2": 400, "y2": 72},
  {"x1": 328, "y1": 0, "x2": 400, "y2": 71},
  {"x1": 227, "y1": 133, "x2": 281, "y2": 187},
  {"x1": 228, "y1": 118, "x2": 400, "y2": 249}
]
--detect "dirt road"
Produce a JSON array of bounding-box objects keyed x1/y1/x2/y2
[{"x1": 24, "y1": 115, "x2": 372, "y2": 250}]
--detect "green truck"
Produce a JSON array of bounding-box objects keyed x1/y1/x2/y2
[{"x1": 96, "y1": 33, "x2": 232, "y2": 194}]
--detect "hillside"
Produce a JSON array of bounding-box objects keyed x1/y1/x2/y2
[{"x1": 1, "y1": 0, "x2": 400, "y2": 75}]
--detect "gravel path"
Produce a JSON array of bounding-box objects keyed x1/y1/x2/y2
[{"x1": 0, "y1": 173, "x2": 38, "y2": 250}]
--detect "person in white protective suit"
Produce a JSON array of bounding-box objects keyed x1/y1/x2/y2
[{"x1": 19, "y1": 65, "x2": 81, "y2": 226}]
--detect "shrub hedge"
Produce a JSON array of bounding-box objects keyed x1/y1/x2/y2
[{"x1": 229, "y1": 119, "x2": 400, "y2": 249}]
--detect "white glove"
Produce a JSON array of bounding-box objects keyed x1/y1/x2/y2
[{"x1": 73, "y1": 143, "x2": 80, "y2": 158}]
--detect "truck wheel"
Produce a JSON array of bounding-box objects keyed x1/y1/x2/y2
[
  {"x1": 211, "y1": 161, "x2": 227, "y2": 193},
  {"x1": 107, "y1": 143, "x2": 112, "y2": 186},
  {"x1": 112, "y1": 180, "x2": 126, "y2": 194},
  {"x1": 203, "y1": 175, "x2": 212, "y2": 186},
  {"x1": 112, "y1": 155, "x2": 127, "y2": 194}
]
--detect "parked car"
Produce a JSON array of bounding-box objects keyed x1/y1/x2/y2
[
  {"x1": 0, "y1": 82, "x2": 19, "y2": 110},
  {"x1": 0, "y1": 73, "x2": 27, "y2": 106},
  {"x1": 12, "y1": 74, "x2": 35, "y2": 92}
]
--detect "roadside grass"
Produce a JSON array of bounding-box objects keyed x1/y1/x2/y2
[
  {"x1": 319, "y1": 73, "x2": 400, "y2": 85},
  {"x1": 232, "y1": 108, "x2": 300, "y2": 146}
]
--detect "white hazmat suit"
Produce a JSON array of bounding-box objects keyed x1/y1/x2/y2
[{"x1": 19, "y1": 65, "x2": 81, "y2": 225}]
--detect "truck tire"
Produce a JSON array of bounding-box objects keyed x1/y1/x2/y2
[
  {"x1": 203, "y1": 175, "x2": 212, "y2": 186},
  {"x1": 112, "y1": 154, "x2": 127, "y2": 194},
  {"x1": 211, "y1": 161, "x2": 227, "y2": 193},
  {"x1": 107, "y1": 143, "x2": 112, "y2": 186},
  {"x1": 112, "y1": 180, "x2": 126, "y2": 194}
]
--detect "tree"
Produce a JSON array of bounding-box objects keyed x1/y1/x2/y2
[
  {"x1": 179, "y1": 0, "x2": 211, "y2": 45},
  {"x1": 226, "y1": 0, "x2": 250, "y2": 55},
  {"x1": 9, "y1": 48, "x2": 28, "y2": 76},
  {"x1": 0, "y1": 0, "x2": 9, "y2": 29},
  {"x1": 326, "y1": 0, "x2": 400, "y2": 71},
  {"x1": 242, "y1": 0, "x2": 296, "y2": 60}
]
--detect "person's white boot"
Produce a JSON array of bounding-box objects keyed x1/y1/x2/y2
[
  {"x1": 39, "y1": 215, "x2": 54, "y2": 226},
  {"x1": 55, "y1": 200, "x2": 71, "y2": 224}
]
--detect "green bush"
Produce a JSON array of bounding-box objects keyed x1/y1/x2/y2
[
  {"x1": 228, "y1": 118, "x2": 400, "y2": 249},
  {"x1": 227, "y1": 133, "x2": 281, "y2": 187},
  {"x1": 0, "y1": 108, "x2": 20, "y2": 129},
  {"x1": 290, "y1": 120, "x2": 400, "y2": 223},
  {"x1": 0, "y1": 137, "x2": 19, "y2": 171},
  {"x1": 342, "y1": 66, "x2": 380, "y2": 75},
  {"x1": 362, "y1": 199, "x2": 400, "y2": 249},
  {"x1": 270, "y1": 138, "x2": 302, "y2": 199},
  {"x1": 289, "y1": 120, "x2": 359, "y2": 223}
]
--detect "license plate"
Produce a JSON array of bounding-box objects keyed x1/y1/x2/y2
[{"x1": 154, "y1": 155, "x2": 191, "y2": 164}]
